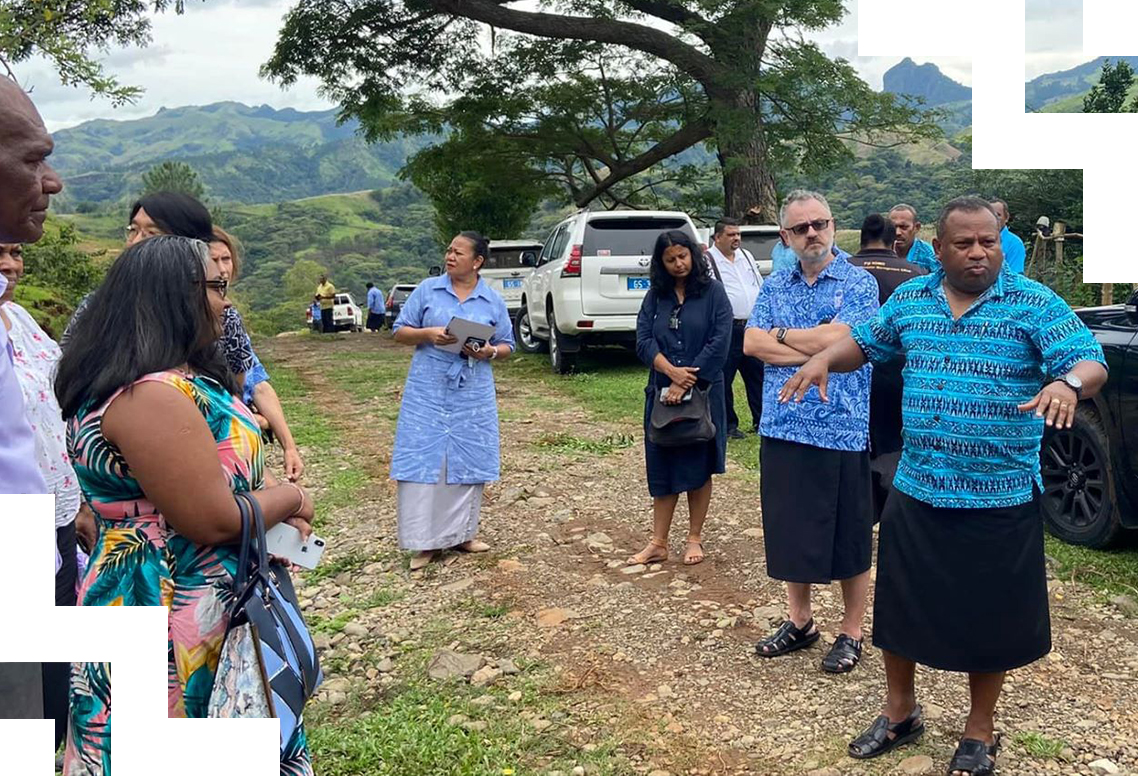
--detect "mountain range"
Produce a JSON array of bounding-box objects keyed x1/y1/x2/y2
[
  {"x1": 1026, "y1": 56, "x2": 1138, "y2": 112},
  {"x1": 49, "y1": 61, "x2": 971, "y2": 209}
]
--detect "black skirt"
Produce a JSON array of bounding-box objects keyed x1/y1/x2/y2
[
  {"x1": 759, "y1": 436, "x2": 873, "y2": 583},
  {"x1": 873, "y1": 488, "x2": 1050, "y2": 673},
  {"x1": 643, "y1": 378, "x2": 727, "y2": 497}
]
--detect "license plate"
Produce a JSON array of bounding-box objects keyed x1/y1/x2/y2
[
  {"x1": 503, "y1": 279, "x2": 523, "y2": 289},
  {"x1": 627, "y1": 276, "x2": 651, "y2": 290}
]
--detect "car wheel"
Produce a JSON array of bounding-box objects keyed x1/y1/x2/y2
[
  {"x1": 1040, "y1": 405, "x2": 1123, "y2": 548},
  {"x1": 547, "y1": 306, "x2": 576, "y2": 375},
  {"x1": 514, "y1": 306, "x2": 546, "y2": 354}
]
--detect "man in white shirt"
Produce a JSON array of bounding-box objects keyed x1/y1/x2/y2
[{"x1": 705, "y1": 217, "x2": 764, "y2": 438}]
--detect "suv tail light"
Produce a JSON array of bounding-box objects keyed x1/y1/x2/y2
[
  {"x1": 561, "y1": 244, "x2": 583, "y2": 277},
  {"x1": 386, "y1": 297, "x2": 394, "y2": 310}
]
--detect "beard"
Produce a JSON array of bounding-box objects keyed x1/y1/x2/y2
[{"x1": 794, "y1": 241, "x2": 831, "y2": 264}]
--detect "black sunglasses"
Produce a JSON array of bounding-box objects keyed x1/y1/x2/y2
[{"x1": 786, "y1": 218, "x2": 832, "y2": 236}]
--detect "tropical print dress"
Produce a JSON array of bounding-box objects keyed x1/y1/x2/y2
[{"x1": 62, "y1": 370, "x2": 313, "y2": 776}]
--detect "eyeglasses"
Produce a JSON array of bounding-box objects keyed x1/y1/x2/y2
[
  {"x1": 202, "y1": 279, "x2": 229, "y2": 298},
  {"x1": 125, "y1": 224, "x2": 162, "y2": 242},
  {"x1": 786, "y1": 218, "x2": 832, "y2": 236}
]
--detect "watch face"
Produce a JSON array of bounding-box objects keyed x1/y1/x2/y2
[{"x1": 1066, "y1": 374, "x2": 1083, "y2": 389}]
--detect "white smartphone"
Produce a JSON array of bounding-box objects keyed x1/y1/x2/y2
[
  {"x1": 658, "y1": 387, "x2": 694, "y2": 402},
  {"x1": 265, "y1": 522, "x2": 326, "y2": 570}
]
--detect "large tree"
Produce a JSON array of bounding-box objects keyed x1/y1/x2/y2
[
  {"x1": 141, "y1": 160, "x2": 206, "y2": 199},
  {"x1": 263, "y1": 0, "x2": 940, "y2": 221},
  {"x1": 1082, "y1": 59, "x2": 1138, "y2": 113},
  {"x1": 0, "y1": 1, "x2": 188, "y2": 104}
]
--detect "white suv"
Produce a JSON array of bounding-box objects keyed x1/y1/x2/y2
[
  {"x1": 737, "y1": 225, "x2": 783, "y2": 277},
  {"x1": 516, "y1": 210, "x2": 700, "y2": 373},
  {"x1": 483, "y1": 240, "x2": 543, "y2": 315}
]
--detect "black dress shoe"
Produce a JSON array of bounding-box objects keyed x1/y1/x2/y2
[{"x1": 727, "y1": 428, "x2": 746, "y2": 439}]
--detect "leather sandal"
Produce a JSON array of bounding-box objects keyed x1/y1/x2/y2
[
  {"x1": 821, "y1": 633, "x2": 862, "y2": 673},
  {"x1": 755, "y1": 618, "x2": 819, "y2": 657},
  {"x1": 848, "y1": 705, "x2": 924, "y2": 759},
  {"x1": 627, "y1": 539, "x2": 668, "y2": 565},
  {"x1": 410, "y1": 550, "x2": 436, "y2": 571},
  {"x1": 947, "y1": 734, "x2": 1000, "y2": 776}
]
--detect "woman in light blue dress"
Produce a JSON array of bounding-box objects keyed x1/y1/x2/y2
[{"x1": 391, "y1": 231, "x2": 515, "y2": 570}]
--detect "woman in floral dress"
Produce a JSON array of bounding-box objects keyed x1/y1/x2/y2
[{"x1": 54, "y1": 236, "x2": 317, "y2": 775}]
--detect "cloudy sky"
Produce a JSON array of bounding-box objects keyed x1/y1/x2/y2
[
  {"x1": 1026, "y1": 0, "x2": 1084, "y2": 81},
  {"x1": 13, "y1": 0, "x2": 982, "y2": 132}
]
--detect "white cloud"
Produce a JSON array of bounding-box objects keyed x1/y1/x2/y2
[
  {"x1": 15, "y1": 0, "x2": 973, "y2": 132},
  {"x1": 1026, "y1": 0, "x2": 1083, "y2": 79}
]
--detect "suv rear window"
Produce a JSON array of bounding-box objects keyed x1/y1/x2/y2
[
  {"x1": 740, "y1": 233, "x2": 781, "y2": 261},
  {"x1": 392, "y1": 288, "x2": 414, "y2": 302},
  {"x1": 335, "y1": 295, "x2": 350, "y2": 305},
  {"x1": 485, "y1": 247, "x2": 541, "y2": 270},
  {"x1": 583, "y1": 218, "x2": 692, "y2": 256}
]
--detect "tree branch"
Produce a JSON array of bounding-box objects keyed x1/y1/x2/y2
[
  {"x1": 428, "y1": 0, "x2": 728, "y2": 94},
  {"x1": 572, "y1": 118, "x2": 713, "y2": 206}
]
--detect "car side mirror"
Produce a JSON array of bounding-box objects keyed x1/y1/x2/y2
[
  {"x1": 428, "y1": 265, "x2": 442, "y2": 277},
  {"x1": 521, "y1": 252, "x2": 536, "y2": 267},
  {"x1": 1126, "y1": 288, "x2": 1138, "y2": 321}
]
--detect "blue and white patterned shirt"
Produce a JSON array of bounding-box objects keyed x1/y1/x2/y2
[
  {"x1": 851, "y1": 267, "x2": 1106, "y2": 508},
  {"x1": 902, "y1": 239, "x2": 938, "y2": 272},
  {"x1": 389, "y1": 274, "x2": 515, "y2": 484},
  {"x1": 748, "y1": 255, "x2": 879, "y2": 451}
]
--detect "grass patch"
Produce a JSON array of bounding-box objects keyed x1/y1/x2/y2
[
  {"x1": 259, "y1": 355, "x2": 337, "y2": 451},
  {"x1": 534, "y1": 431, "x2": 635, "y2": 456},
  {"x1": 311, "y1": 610, "x2": 358, "y2": 635},
  {"x1": 1044, "y1": 534, "x2": 1138, "y2": 599},
  {"x1": 304, "y1": 549, "x2": 377, "y2": 583},
  {"x1": 308, "y1": 672, "x2": 636, "y2": 776},
  {"x1": 1013, "y1": 731, "x2": 1067, "y2": 759}
]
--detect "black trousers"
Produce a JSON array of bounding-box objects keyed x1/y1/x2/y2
[
  {"x1": 723, "y1": 321, "x2": 764, "y2": 432},
  {"x1": 321, "y1": 307, "x2": 334, "y2": 333},
  {"x1": 366, "y1": 312, "x2": 384, "y2": 331}
]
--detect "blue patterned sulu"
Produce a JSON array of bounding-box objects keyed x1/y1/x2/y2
[{"x1": 851, "y1": 266, "x2": 1106, "y2": 508}]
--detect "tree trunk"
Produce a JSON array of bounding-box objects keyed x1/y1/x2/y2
[{"x1": 715, "y1": 93, "x2": 778, "y2": 223}]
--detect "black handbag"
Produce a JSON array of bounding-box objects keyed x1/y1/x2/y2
[
  {"x1": 207, "y1": 491, "x2": 323, "y2": 752},
  {"x1": 648, "y1": 381, "x2": 717, "y2": 447}
]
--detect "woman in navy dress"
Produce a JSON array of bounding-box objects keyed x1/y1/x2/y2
[{"x1": 629, "y1": 230, "x2": 733, "y2": 566}]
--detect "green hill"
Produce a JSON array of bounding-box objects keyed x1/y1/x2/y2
[
  {"x1": 1028, "y1": 56, "x2": 1138, "y2": 112},
  {"x1": 51, "y1": 102, "x2": 435, "y2": 207}
]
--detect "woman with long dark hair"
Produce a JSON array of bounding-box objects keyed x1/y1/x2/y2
[
  {"x1": 628, "y1": 230, "x2": 732, "y2": 567},
  {"x1": 56, "y1": 236, "x2": 315, "y2": 775}
]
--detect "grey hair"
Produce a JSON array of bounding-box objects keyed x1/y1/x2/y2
[
  {"x1": 778, "y1": 190, "x2": 832, "y2": 228},
  {"x1": 936, "y1": 196, "x2": 998, "y2": 238},
  {"x1": 889, "y1": 203, "x2": 919, "y2": 220}
]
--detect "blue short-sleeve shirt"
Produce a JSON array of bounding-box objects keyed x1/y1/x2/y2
[
  {"x1": 901, "y1": 239, "x2": 939, "y2": 272},
  {"x1": 747, "y1": 255, "x2": 879, "y2": 451},
  {"x1": 851, "y1": 267, "x2": 1107, "y2": 508}
]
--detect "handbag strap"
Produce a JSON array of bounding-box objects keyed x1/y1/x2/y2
[
  {"x1": 233, "y1": 493, "x2": 254, "y2": 593},
  {"x1": 236, "y1": 491, "x2": 272, "y2": 586}
]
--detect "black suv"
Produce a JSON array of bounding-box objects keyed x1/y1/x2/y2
[{"x1": 1040, "y1": 289, "x2": 1138, "y2": 548}]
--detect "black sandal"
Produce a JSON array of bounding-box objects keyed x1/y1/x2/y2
[
  {"x1": 821, "y1": 633, "x2": 862, "y2": 673},
  {"x1": 848, "y1": 705, "x2": 924, "y2": 759},
  {"x1": 947, "y1": 734, "x2": 1000, "y2": 776},
  {"x1": 755, "y1": 618, "x2": 819, "y2": 657}
]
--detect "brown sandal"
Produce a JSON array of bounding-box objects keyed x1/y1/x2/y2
[
  {"x1": 683, "y1": 538, "x2": 705, "y2": 565},
  {"x1": 627, "y1": 539, "x2": 668, "y2": 565}
]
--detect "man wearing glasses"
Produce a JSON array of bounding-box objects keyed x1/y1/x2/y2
[{"x1": 743, "y1": 190, "x2": 879, "y2": 675}]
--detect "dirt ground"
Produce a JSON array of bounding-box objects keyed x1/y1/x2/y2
[{"x1": 264, "y1": 332, "x2": 1138, "y2": 776}]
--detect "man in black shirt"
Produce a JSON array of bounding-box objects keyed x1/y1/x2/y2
[{"x1": 847, "y1": 214, "x2": 928, "y2": 520}]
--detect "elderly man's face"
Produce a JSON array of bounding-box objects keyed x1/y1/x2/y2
[
  {"x1": 934, "y1": 208, "x2": 1004, "y2": 296},
  {"x1": 890, "y1": 209, "x2": 919, "y2": 257},
  {"x1": 781, "y1": 198, "x2": 834, "y2": 264},
  {"x1": 0, "y1": 84, "x2": 63, "y2": 244}
]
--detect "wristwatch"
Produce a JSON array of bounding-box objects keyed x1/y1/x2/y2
[
  {"x1": 1055, "y1": 372, "x2": 1083, "y2": 399},
  {"x1": 776, "y1": 327, "x2": 788, "y2": 344},
  {"x1": 488, "y1": 346, "x2": 498, "y2": 361}
]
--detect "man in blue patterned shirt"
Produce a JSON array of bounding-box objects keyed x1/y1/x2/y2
[
  {"x1": 743, "y1": 190, "x2": 880, "y2": 674},
  {"x1": 889, "y1": 204, "x2": 938, "y2": 271},
  {"x1": 781, "y1": 196, "x2": 1107, "y2": 776}
]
